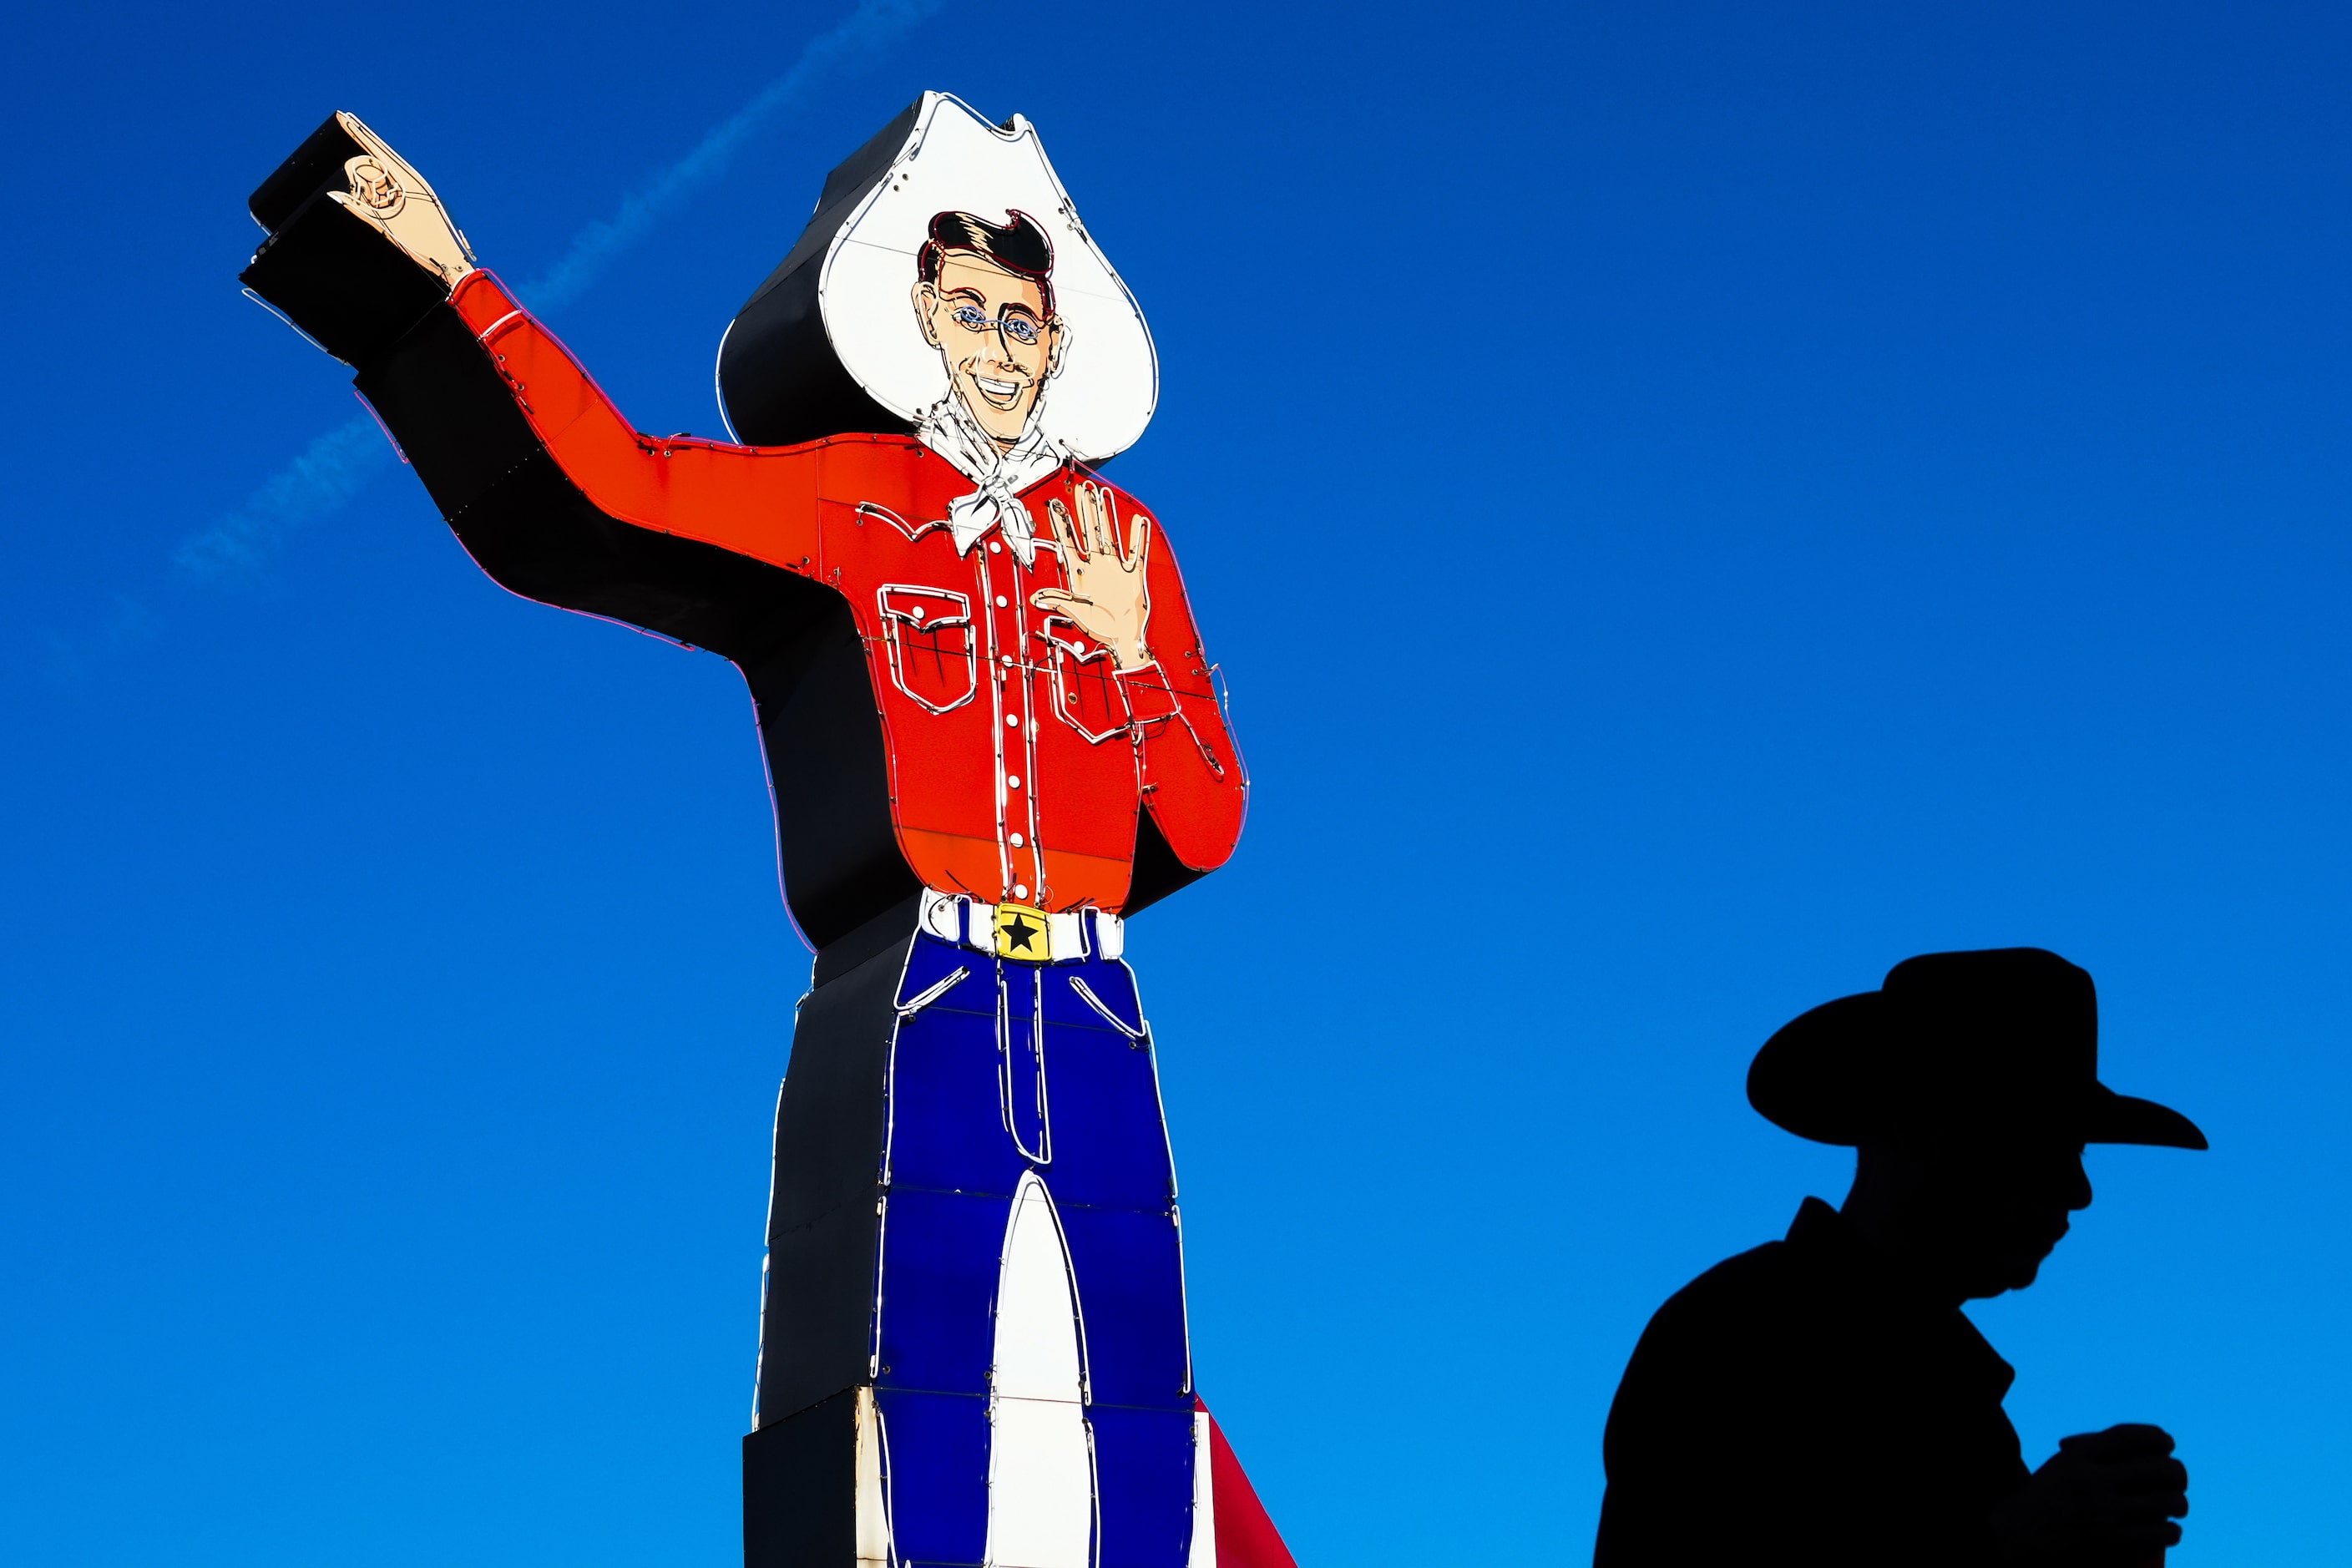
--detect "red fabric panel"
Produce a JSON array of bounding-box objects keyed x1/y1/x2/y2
[{"x1": 1195, "y1": 1399, "x2": 1297, "y2": 1568}]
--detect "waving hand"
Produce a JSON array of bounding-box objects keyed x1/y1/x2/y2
[{"x1": 1032, "y1": 482, "x2": 1154, "y2": 670}]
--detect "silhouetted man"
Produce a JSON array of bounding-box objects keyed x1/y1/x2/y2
[{"x1": 1595, "y1": 948, "x2": 2205, "y2": 1565}]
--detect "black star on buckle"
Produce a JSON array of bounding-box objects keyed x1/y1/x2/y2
[{"x1": 992, "y1": 901, "x2": 1052, "y2": 961}]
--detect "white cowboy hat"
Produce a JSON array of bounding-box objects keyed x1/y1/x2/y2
[{"x1": 718, "y1": 92, "x2": 1157, "y2": 463}]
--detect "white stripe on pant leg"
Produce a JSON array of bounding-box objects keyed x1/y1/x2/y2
[
  {"x1": 1186, "y1": 1409, "x2": 1216, "y2": 1568},
  {"x1": 857, "y1": 1386, "x2": 894, "y2": 1565},
  {"x1": 984, "y1": 1171, "x2": 1095, "y2": 1568}
]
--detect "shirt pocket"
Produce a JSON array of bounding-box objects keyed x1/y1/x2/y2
[
  {"x1": 1035, "y1": 618, "x2": 1132, "y2": 744},
  {"x1": 878, "y1": 584, "x2": 978, "y2": 715}
]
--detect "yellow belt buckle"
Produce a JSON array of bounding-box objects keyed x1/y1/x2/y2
[{"x1": 992, "y1": 901, "x2": 1052, "y2": 961}]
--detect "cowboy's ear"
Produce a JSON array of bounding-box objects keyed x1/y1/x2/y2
[
  {"x1": 912, "y1": 281, "x2": 943, "y2": 347},
  {"x1": 1044, "y1": 316, "x2": 1070, "y2": 379}
]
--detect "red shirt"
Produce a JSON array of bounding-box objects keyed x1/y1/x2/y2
[{"x1": 448, "y1": 271, "x2": 1245, "y2": 916}]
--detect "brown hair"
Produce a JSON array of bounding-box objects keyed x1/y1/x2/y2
[{"x1": 917, "y1": 210, "x2": 1056, "y2": 315}]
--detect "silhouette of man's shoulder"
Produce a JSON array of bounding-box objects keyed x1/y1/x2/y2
[
  {"x1": 1657, "y1": 1223, "x2": 1814, "y2": 1322},
  {"x1": 1620, "y1": 1199, "x2": 1884, "y2": 1381},
  {"x1": 1596, "y1": 1199, "x2": 2026, "y2": 1566}
]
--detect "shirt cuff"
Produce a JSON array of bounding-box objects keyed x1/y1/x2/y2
[{"x1": 451, "y1": 269, "x2": 522, "y2": 336}]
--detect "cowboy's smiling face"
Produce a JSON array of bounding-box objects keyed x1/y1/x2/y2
[{"x1": 913, "y1": 250, "x2": 1065, "y2": 448}]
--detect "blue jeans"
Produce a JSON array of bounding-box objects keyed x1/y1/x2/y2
[{"x1": 871, "y1": 928, "x2": 1197, "y2": 1567}]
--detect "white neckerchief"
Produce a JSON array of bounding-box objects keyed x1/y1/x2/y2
[{"x1": 918, "y1": 392, "x2": 1067, "y2": 565}]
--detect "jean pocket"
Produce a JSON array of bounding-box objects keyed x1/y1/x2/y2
[
  {"x1": 1065, "y1": 968, "x2": 1146, "y2": 1039},
  {"x1": 895, "y1": 935, "x2": 974, "y2": 1017}
]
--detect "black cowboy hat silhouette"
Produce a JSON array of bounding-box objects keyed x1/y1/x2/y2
[{"x1": 1748, "y1": 948, "x2": 2207, "y2": 1149}]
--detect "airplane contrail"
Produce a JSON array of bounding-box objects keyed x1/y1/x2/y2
[
  {"x1": 521, "y1": 0, "x2": 942, "y2": 312},
  {"x1": 173, "y1": 412, "x2": 392, "y2": 578},
  {"x1": 176, "y1": 0, "x2": 939, "y2": 582}
]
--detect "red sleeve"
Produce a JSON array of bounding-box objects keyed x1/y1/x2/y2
[
  {"x1": 1120, "y1": 520, "x2": 1247, "y2": 874},
  {"x1": 447, "y1": 271, "x2": 818, "y2": 569}
]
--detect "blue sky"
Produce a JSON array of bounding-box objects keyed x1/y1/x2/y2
[{"x1": 5, "y1": 1, "x2": 2349, "y2": 1561}]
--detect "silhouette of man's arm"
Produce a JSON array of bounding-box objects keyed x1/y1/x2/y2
[{"x1": 1596, "y1": 1264, "x2": 1845, "y2": 1563}]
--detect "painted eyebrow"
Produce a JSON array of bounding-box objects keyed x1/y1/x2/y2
[{"x1": 938, "y1": 286, "x2": 1045, "y2": 322}]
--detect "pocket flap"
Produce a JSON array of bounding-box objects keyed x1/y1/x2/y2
[{"x1": 878, "y1": 584, "x2": 971, "y2": 627}]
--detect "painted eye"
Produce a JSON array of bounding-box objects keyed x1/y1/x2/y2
[
  {"x1": 952, "y1": 305, "x2": 989, "y2": 331},
  {"x1": 999, "y1": 316, "x2": 1040, "y2": 346}
]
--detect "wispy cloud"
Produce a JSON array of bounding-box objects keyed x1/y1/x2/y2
[
  {"x1": 174, "y1": 0, "x2": 939, "y2": 584},
  {"x1": 524, "y1": 0, "x2": 941, "y2": 312},
  {"x1": 173, "y1": 412, "x2": 394, "y2": 577}
]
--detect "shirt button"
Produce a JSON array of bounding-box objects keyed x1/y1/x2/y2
[
  {"x1": 1013, "y1": 883, "x2": 1029, "y2": 899},
  {"x1": 1000, "y1": 655, "x2": 1014, "y2": 666},
  {"x1": 1007, "y1": 775, "x2": 1021, "y2": 790},
  {"x1": 995, "y1": 594, "x2": 1009, "y2": 608},
  {"x1": 989, "y1": 541, "x2": 1002, "y2": 554},
  {"x1": 1009, "y1": 832, "x2": 1024, "y2": 847},
  {"x1": 1005, "y1": 714, "x2": 1019, "y2": 728}
]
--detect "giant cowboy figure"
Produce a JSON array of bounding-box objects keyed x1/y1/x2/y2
[{"x1": 237, "y1": 97, "x2": 1291, "y2": 1568}]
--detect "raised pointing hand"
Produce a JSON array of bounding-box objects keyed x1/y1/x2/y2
[{"x1": 321, "y1": 112, "x2": 474, "y2": 288}]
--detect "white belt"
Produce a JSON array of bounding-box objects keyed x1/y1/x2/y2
[{"x1": 918, "y1": 889, "x2": 1125, "y2": 964}]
